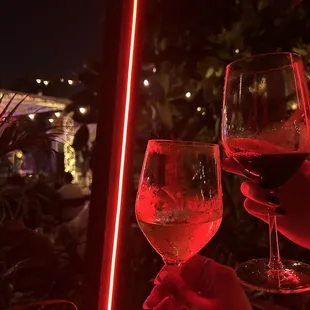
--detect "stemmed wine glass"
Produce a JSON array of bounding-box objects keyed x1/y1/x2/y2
[
  {"x1": 222, "y1": 52, "x2": 310, "y2": 293},
  {"x1": 135, "y1": 140, "x2": 222, "y2": 267}
]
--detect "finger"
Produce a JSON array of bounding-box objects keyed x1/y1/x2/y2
[
  {"x1": 241, "y1": 181, "x2": 280, "y2": 207},
  {"x1": 153, "y1": 296, "x2": 180, "y2": 310},
  {"x1": 155, "y1": 267, "x2": 180, "y2": 285},
  {"x1": 180, "y1": 256, "x2": 212, "y2": 291},
  {"x1": 244, "y1": 199, "x2": 268, "y2": 223},
  {"x1": 199, "y1": 262, "x2": 252, "y2": 310},
  {"x1": 221, "y1": 158, "x2": 243, "y2": 176},
  {"x1": 158, "y1": 273, "x2": 213, "y2": 310},
  {"x1": 198, "y1": 259, "x2": 243, "y2": 297},
  {"x1": 143, "y1": 283, "x2": 171, "y2": 309}
]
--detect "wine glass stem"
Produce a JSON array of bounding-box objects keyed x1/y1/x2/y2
[{"x1": 268, "y1": 212, "x2": 283, "y2": 270}]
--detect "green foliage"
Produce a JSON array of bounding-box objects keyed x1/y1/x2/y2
[
  {"x1": 139, "y1": 0, "x2": 310, "y2": 142},
  {"x1": 0, "y1": 93, "x2": 62, "y2": 157}
]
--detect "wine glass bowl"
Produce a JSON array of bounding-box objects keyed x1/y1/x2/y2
[
  {"x1": 222, "y1": 52, "x2": 310, "y2": 293},
  {"x1": 135, "y1": 140, "x2": 222, "y2": 266}
]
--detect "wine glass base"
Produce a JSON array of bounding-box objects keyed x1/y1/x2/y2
[{"x1": 236, "y1": 259, "x2": 310, "y2": 293}]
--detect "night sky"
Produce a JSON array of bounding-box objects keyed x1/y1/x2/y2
[{"x1": 0, "y1": 0, "x2": 103, "y2": 83}]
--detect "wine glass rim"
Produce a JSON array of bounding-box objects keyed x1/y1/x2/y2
[
  {"x1": 148, "y1": 139, "x2": 219, "y2": 149},
  {"x1": 227, "y1": 52, "x2": 303, "y2": 73}
]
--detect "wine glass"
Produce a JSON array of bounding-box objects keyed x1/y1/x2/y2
[
  {"x1": 135, "y1": 140, "x2": 222, "y2": 267},
  {"x1": 222, "y1": 52, "x2": 310, "y2": 293}
]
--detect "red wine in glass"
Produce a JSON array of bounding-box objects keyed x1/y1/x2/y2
[{"x1": 229, "y1": 138, "x2": 308, "y2": 189}]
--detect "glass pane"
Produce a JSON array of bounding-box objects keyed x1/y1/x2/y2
[
  {"x1": 1, "y1": 1, "x2": 310, "y2": 310},
  {"x1": 102, "y1": 1, "x2": 310, "y2": 310}
]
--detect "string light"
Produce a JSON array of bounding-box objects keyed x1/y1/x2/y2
[
  {"x1": 68, "y1": 79, "x2": 74, "y2": 85},
  {"x1": 43, "y1": 80, "x2": 49, "y2": 86},
  {"x1": 15, "y1": 150, "x2": 23, "y2": 159},
  {"x1": 143, "y1": 79, "x2": 150, "y2": 87},
  {"x1": 49, "y1": 118, "x2": 54, "y2": 123},
  {"x1": 235, "y1": 49, "x2": 240, "y2": 54},
  {"x1": 28, "y1": 114, "x2": 35, "y2": 120},
  {"x1": 152, "y1": 67, "x2": 157, "y2": 73},
  {"x1": 185, "y1": 91, "x2": 191, "y2": 98},
  {"x1": 79, "y1": 107, "x2": 87, "y2": 114},
  {"x1": 55, "y1": 112, "x2": 61, "y2": 118},
  {"x1": 60, "y1": 78, "x2": 65, "y2": 82},
  {"x1": 36, "y1": 79, "x2": 42, "y2": 84},
  {"x1": 291, "y1": 102, "x2": 298, "y2": 110},
  {"x1": 63, "y1": 116, "x2": 77, "y2": 182},
  {"x1": 197, "y1": 107, "x2": 202, "y2": 112}
]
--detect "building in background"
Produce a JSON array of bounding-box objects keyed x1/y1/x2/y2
[{"x1": 0, "y1": 91, "x2": 80, "y2": 182}]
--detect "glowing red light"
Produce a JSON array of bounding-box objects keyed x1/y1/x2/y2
[{"x1": 106, "y1": 0, "x2": 139, "y2": 309}]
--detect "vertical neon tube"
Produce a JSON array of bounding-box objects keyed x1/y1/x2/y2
[{"x1": 106, "y1": 0, "x2": 139, "y2": 309}]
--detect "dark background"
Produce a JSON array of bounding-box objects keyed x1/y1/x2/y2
[{"x1": 0, "y1": 0, "x2": 103, "y2": 85}]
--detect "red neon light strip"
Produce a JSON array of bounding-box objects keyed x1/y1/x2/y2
[{"x1": 107, "y1": 0, "x2": 139, "y2": 309}]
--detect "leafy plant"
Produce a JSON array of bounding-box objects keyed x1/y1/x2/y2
[
  {"x1": 0, "y1": 94, "x2": 62, "y2": 157},
  {"x1": 0, "y1": 93, "x2": 63, "y2": 225}
]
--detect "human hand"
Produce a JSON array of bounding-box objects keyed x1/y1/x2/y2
[
  {"x1": 223, "y1": 158, "x2": 310, "y2": 249},
  {"x1": 143, "y1": 255, "x2": 252, "y2": 310}
]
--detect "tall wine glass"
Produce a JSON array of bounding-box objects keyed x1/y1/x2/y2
[
  {"x1": 222, "y1": 52, "x2": 310, "y2": 293},
  {"x1": 135, "y1": 140, "x2": 222, "y2": 267}
]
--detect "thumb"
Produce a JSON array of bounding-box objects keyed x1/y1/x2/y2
[{"x1": 159, "y1": 273, "x2": 213, "y2": 310}]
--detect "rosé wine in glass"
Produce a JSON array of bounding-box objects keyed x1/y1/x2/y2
[{"x1": 135, "y1": 140, "x2": 222, "y2": 266}]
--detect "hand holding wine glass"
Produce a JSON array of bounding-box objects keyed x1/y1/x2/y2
[
  {"x1": 222, "y1": 52, "x2": 310, "y2": 293},
  {"x1": 135, "y1": 140, "x2": 222, "y2": 267},
  {"x1": 223, "y1": 157, "x2": 310, "y2": 250},
  {"x1": 143, "y1": 255, "x2": 252, "y2": 310}
]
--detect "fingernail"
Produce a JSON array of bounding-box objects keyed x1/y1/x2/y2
[
  {"x1": 158, "y1": 271, "x2": 169, "y2": 282},
  {"x1": 275, "y1": 207, "x2": 286, "y2": 215},
  {"x1": 240, "y1": 168, "x2": 250, "y2": 177},
  {"x1": 266, "y1": 194, "x2": 280, "y2": 205},
  {"x1": 240, "y1": 168, "x2": 260, "y2": 182}
]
